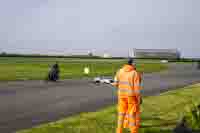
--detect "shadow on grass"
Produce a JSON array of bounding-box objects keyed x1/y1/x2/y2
[
  {"x1": 141, "y1": 122, "x2": 176, "y2": 128},
  {"x1": 140, "y1": 128, "x2": 172, "y2": 133},
  {"x1": 140, "y1": 117, "x2": 200, "y2": 133},
  {"x1": 192, "y1": 130, "x2": 200, "y2": 133},
  {"x1": 141, "y1": 116, "x2": 177, "y2": 128},
  {"x1": 139, "y1": 117, "x2": 175, "y2": 133}
]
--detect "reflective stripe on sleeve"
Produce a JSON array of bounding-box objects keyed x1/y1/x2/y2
[
  {"x1": 118, "y1": 81, "x2": 130, "y2": 85},
  {"x1": 118, "y1": 81, "x2": 141, "y2": 88},
  {"x1": 134, "y1": 90, "x2": 141, "y2": 93},
  {"x1": 118, "y1": 89, "x2": 140, "y2": 95}
]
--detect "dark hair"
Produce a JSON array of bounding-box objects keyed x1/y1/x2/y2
[{"x1": 128, "y1": 58, "x2": 133, "y2": 65}]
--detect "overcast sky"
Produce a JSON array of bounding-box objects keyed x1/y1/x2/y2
[{"x1": 0, "y1": 0, "x2": 200, "y2": 57}]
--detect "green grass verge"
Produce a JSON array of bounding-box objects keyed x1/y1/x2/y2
[
  {"x1": 0, "y1": 57, "x2": 167, "y2": 81},
  {"x1": 184, "y1": 101, "x2": 200, "y2": 130},
  {"x1": 17, "y1": 84, "x2": 200, "y2": 133}
]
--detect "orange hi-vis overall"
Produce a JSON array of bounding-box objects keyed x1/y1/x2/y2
[{"x1": 112, "y1": 64, "x2": 142, "y2": 133}]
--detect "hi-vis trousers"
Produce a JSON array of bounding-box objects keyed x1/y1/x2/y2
[{"x1": 117, "y1": 96, "x2": 140, "y2": 133}]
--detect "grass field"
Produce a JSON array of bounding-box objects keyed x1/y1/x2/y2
[
  {"x1": 17, "y1": 84, "x2": 200, "y2": 133},
  {"x1": 0, "y1": 57, "x2": 167, "y2": 81}
]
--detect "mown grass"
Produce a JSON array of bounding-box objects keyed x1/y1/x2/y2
[
  {"x1": 0, "y1": 57, "x2": 167, "y2": 81},
  {"x1": 184, "y1": 101, "x2": 200, "y2": 130},
  {"x1": 17, "y1": 84, "x2": 200, "y2": 133}
]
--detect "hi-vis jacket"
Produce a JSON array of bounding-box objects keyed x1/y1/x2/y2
[{"x1": 112, "y1": 64, "x2": 142, "y2": 99}]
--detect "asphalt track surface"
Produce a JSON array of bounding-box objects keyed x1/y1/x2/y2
[{"x1": 0, "y1": 63, "x2": 200, "y2": 133}]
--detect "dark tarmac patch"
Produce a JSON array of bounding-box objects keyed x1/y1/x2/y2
[{"x1": 0, "y1": 90, "x2": 16, "y2": 95}]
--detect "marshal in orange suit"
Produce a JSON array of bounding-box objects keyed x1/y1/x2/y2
[{"x1": 112, "y1": 58, "x2": 143, "y2": 133}]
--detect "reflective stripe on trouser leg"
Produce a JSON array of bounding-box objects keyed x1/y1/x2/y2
[
  {"x1": 128, "y1": 114, "x2": 138, "y2": 133},
  {"x1": 123, "y1": 115, "x2": 129, "y2": 128},
  {"x1": 130, "y1": 111, "x2": 140, "y2": 133},
  {"x1": 135, "y1": 111, "x2": 140, "y2": 127},
  {"x1": 128, "y1": 114, "x2": 136, "y2": 127},
  {"x1": 117, "y1": 113, "x2": 125, "y2": 128},
  {"x1": 130, "y1": 126, "x2": 139, "y2": 133},
  {"x1": 117, "y1": 113, "x2": 125, "y2": 133},
  {"x1": 128, "y1": 115, "x2": 138, "y2": 133},
  {"x1": 118, "y1": 97, "x2": 128, "y2": 128},
  {"x1": 116, "y1": 128, "x2": 123, "y2": 133},
  {"x1": 123, "y1": 113, "x2": 136, "y2": 128}
]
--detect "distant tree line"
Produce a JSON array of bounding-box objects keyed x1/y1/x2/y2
[
  {"x1": 0, "y1": 52, "x2": 198, "y2": 61},
  {"x1": 0, "y1": 52, "x2": 126, "y2": 59},
  {"x1": 0, "y1": 52, "x2": 97, "y2": 58}
]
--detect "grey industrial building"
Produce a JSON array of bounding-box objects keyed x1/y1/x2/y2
[{"x1": 129, "y1": 49, "x2": 181, "y2": 59}]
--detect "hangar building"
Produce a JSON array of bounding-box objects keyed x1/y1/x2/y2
[{"x1": 129, "y1": 49, "x2": 181, "y2": 59}]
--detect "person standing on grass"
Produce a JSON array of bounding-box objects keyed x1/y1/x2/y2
[{"x1": 112, "y1": 58, "x2": 143, "y2": 133}]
